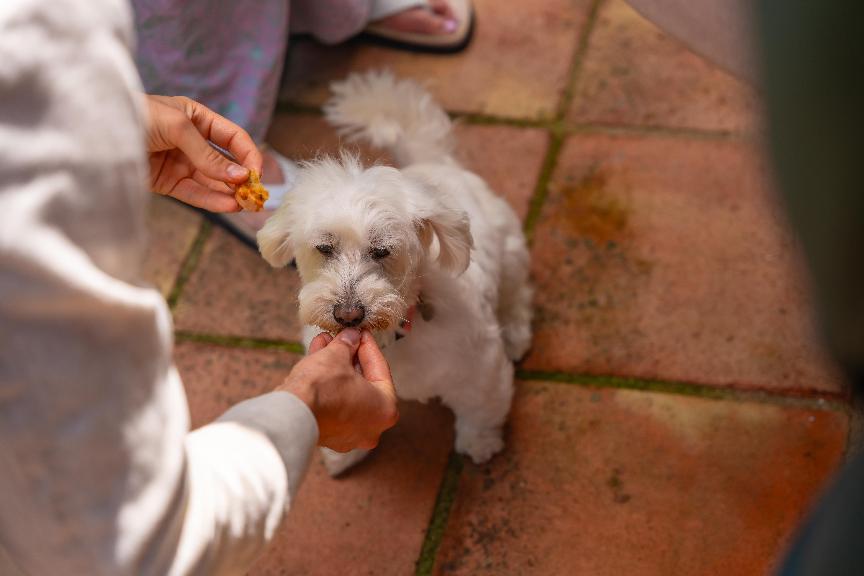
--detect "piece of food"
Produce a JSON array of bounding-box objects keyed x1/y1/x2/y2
[{"x1": 234, "y1": 169, "x2": 269, "y2": 212}]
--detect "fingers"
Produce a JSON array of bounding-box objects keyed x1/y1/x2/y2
[
  {"x1": 168, "y1": 178, "x2": 241, "y2": 212},
  {"x1": 191, "y1": 170, "x2": 234, "y2": 194},
  {"x1": 357, "y1": 331, "x2": 394, "y2": 386},
  {"x1": 166, "y1": 109, "x2": 251, "y2": 185},
  {"x1": 308, "y1": 332, "x2": 334, "y2": 354},
  {"x1": 180, "y1": 98, "x2": 264, "y2": 177}
]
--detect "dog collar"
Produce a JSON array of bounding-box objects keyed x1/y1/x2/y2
[
  {"x1": 394, "y1": 305, "x2": 416, "y2": 341},
  {"x1": 393, "y1": 295, "x2": 435, "y2": 342}
]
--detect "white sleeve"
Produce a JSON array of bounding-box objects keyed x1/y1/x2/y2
[{"x1": 0, "y1": 2, "x2": 317, "y2": 575}]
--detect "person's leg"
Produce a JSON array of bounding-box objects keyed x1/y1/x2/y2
[
  {"x1": 759, "y1": 0, "x2": 864, "y2": 573},
  {"x1": 625, "y1": 0, "x2": 756, "y2": 83},
  {"x1": 132, "y1": 0, "x2": 289, "y2": 144}
]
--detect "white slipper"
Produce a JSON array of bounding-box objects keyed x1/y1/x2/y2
[
  {"x1": 364, "y1": 0, "x2": 475, "y2": 53},
  {"x1": 262, "y1": 145, "x2": 300, "y2": 210}
]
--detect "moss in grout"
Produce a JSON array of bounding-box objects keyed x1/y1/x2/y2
[
  {"x1": 414, "y1": 452, "x2": 464, "y2": 576},
  {"x1": 516, "y1": 369, "x2": 849, "y2": 411},
  {"x1": 167, "y1": 221, "x2": 212, "y2": 311},
  {"x1": 174, "y1": 331, "x2": 305, "y2": 354},
  {"x1": 522, "y1": 132, "x2": 565, "y2": 244}
]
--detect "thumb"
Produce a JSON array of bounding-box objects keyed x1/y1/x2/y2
[
  {"x1": 170, "y1": 115, "x2": 249, "y2": 184},
  {"x1": 319, "y1": 328, "x2": 361, "y2": 363},
  {"x1": 357, "y1": 331, "x2": 394, "y2": 386}
]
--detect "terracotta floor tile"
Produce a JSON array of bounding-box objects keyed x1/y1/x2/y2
[
  {"x1": 269, "y1": 114, "x2": 546, "y2": 220},
  {"x1": 434, "y1": 381, "x2": 848, "y2": 575},
  {"x1": 252, "y1": 401, "x2": 453, "y2": 576},
  {"x1": 172, "y1": 227, "x2": 303, "y2": 341},
  {"x1": 174, "y1": 341, "x2": 302, "y2": 428},
  {"x1": 568, "y1": 0, "x2": 759, "y2": 132},
  {"x1": 450, "y1": 124, "x2": 547, "y2": 221},
  {"x1": 142, "y1": 196, "x2": 201, "y2": 297},
  {"x1": 523, "y1": 134, "x2": 844, "y2": 393},
  {"x1": 267, "y1": 113, "x2": 388, "y2": 165},
  {"x1": 280, "y1": 0, "x2": 591, "y2": 119},
  {"x1": 173, "y1": 341, "x2": 455, "y2": 576}
]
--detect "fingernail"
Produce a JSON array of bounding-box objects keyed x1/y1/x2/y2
[
  {"x1": 443, "y1": 18, "x2": 458, "y2": 33},
  {"x1": 338, "y1": 328, "x2": 361, "y2": 347},
  {"x1": 227, "y1": 164, "x2": 248, "y2": 179}
]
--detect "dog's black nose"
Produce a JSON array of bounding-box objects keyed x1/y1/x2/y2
[{"x1": 333, "y1": 304, "x2": 365, "y2": 327}]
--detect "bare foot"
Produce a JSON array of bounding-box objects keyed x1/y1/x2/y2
[{"x1": 374, "y1": 0, "x2": 458, "y2": 35}]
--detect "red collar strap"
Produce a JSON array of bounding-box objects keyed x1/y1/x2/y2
[{"x1": 394, "y1": 305, "x2": 416, "y2": 341}]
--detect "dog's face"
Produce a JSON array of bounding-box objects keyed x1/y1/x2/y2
[{"x1": 258, "y1": 155, "x2": 473, "y2": 334}]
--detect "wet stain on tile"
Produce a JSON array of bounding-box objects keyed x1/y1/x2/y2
[{"x1": 557, "y1": 169, "x2": 630, "y2": 244}]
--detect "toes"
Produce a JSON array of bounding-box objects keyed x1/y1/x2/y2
[
  {"x1": 430, "y1": 0, "x2": 456, "y2": 20},
  {"x1": 376, "y1": 8, "x2": 456, "y2": 35}
]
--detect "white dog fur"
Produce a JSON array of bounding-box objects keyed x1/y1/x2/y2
[{"x1": 257, "y1": 71, "x2": 533, "y2": 475}]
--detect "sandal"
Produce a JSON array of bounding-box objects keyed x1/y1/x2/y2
[{"x1": 363, "y1": 0, "x2": 475, "y2": 54}]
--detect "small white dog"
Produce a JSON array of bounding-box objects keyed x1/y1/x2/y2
[{"x1": 258, "y1": 71, "x2": 533, "y2": 475}]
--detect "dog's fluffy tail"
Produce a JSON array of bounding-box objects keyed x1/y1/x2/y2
[{"x1": 324, "y1": 70, "x2": 453, "y2": 167}]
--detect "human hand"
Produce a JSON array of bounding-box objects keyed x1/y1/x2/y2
[
  {"x1": 279, "y1": 329, "x2": 399, "y2": 452},
  {"x1": 145, "y1": 95, "x2": 263, "y2": 212}
]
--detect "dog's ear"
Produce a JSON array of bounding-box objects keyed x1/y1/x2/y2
[
  {"x1": 257, "y1": 212, "x2": 294, "y2": 268},
  {"x1": 414, "y1": 196, "x2": 473, "y2": 276}
]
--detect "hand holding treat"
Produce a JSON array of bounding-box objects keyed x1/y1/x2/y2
[
  {"x1": 234, "y1": 169, "x2": 269, "y2": 212},
  {"x1": 144, "y1": 94, "x2": 263, "y2": 212}
]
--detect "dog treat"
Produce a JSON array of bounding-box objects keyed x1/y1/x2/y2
[{"x1": 235, "y1": 169, "x2": 269, "y2": 212}]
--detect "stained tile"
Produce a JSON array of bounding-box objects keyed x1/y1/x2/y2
[
  {"x1": 434, "y1": 380, "x2": 848, "y2": 575},
  {"x1": 568, "y1": 0, "x2": 758, "y2": 132},
  {"x1": 523, "y1": 133, "x2": 844, "y2": 393}
]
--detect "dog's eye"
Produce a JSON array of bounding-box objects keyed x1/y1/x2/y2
[
  {"x1": 316, "y1": 244, "x2": 334, "y2": 256},
  {"x1": 371, "y1": 247, "x2": 390, "y2": 260}
]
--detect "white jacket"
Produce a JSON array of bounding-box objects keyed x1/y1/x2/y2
[{"x1": 0, "y1": 1, "x2": 317, "y2": 574}]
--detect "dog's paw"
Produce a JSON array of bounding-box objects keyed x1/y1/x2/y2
[
  {"x1": 320, "y1": 447, "x2": 371, "y2": 477},
  {"x1": 455, "y1": 427, "x2": 504, "y2": 464}
]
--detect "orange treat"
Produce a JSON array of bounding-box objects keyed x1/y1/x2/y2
[{"x1": 234, "y1": 169, "x2": 269, "y2": 212}]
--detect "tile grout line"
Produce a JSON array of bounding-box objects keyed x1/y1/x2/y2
[
  {"x1": 169, "y1": 328, "x2": 850, "y2": 411},
  {"x1": 174, "y1": 331, "x2": 306, "y2": 354},
  {"x1": 522, "y1": 133, "x2": 564, "y2": 243},
  {"x1": 167, "y1": 220, "x2": 212, "y2": 311},
  {"x1": 566, "y1": 122, "x2": 745, "y2": 141},
  {"x1": 522, "y1": 0, "x2": 602, "y2": 243},
  {"x1": 415, "y1": 3, "x2": 605, "y2": 571},
  {"x1": 555, "y1": 0, "x2": 603, "y2": 120},
  {"x1": 414, "y1": 452, "x2": 464, "y2": 576},
  {"x1": 516, "y1": 369, "x2": 850, "y2": 412}
]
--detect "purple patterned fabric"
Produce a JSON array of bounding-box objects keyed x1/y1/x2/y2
[{"x1": 132, "y1": 0, "x2": 373, "y2": 141}]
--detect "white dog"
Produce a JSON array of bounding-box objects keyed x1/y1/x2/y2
[{"x1": 258, "y1": 71, "x2": 533, "y2": 475}]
